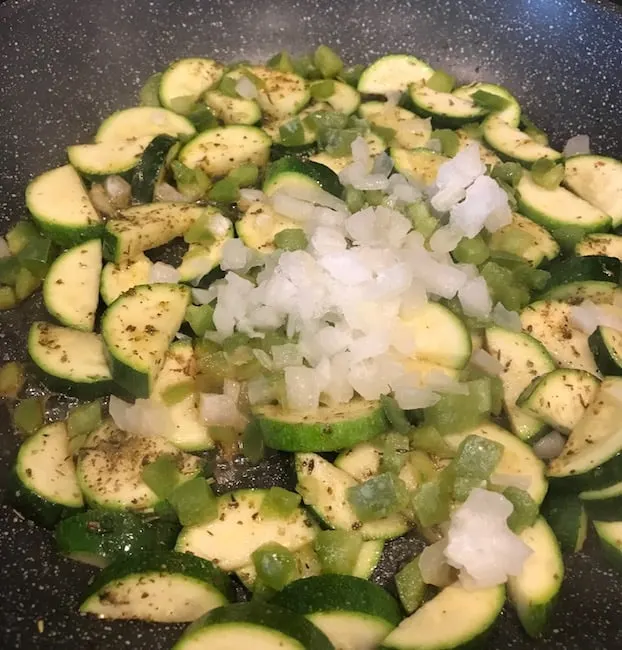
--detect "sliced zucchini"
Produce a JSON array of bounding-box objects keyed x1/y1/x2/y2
[
  {"x1": 482, "y1": 115, "x2": 561, "y2": 165},
  {"x1": 564, "y1": 154, "x2": 622, "y2": 228},
  {"x1": 540, "y1": 255, "x2": 621, "y2": 295},
  {"x1": 576, "y1": 233, "x2": 622, "y2": 259},
  {"x1": 175, "y1": 488, "x2": 317, "y2": 572},
  {"x1": 151, "y1": 340, "x2": 213, "y2": 451},
  {"x1": 255, "y1": 399, "x2": 388, "y2": 452},
  {"x1": 8, "y1": 422, "x2": 83, "y2": 528},
  {"x1": 408, "y1": 83, "x2": 486, "y2": 126},
  {"x1": 589, "y1": 321, "x2": 622, "y2": 376},
  {"x1": 594, "y1": 520, "x2": 622, "y2": 571},
  {"x1": 172, "y1": 602, "x2": 334, "y2": 650},
  {"x1": 516, "y1": 368, "x2": 600, "y2": 434},
  {"x1": 28, "y1": 321, "x2": 114, "y2": 398},
  {"x1": 381, "y1": 583, "x2": 505, "y2": 650},
  {"x1": 453, "y1": 82, "x2": 521, "y2": 127},
  {"x1": 580, "y1": 480, "x2": 622, "y2": 522},
  {"x1": 520, "y1": 300, "x2": 598, "y2": 375},
  {"x1": 263, "y1": 102, "x2": 330, "y2": 147},
  {"x1": 541, "y1": 281, "x2": 620, "y2": 305},
  {"x1": 357, "y1": 54, "x2": 434, "y2": 96},
  {"x1": 295, "y1": 453, "x2": 409, "y2": 540},
  {"x1": 26, "y1": 165, "x2": 103, "y2": 247},
  {"x1": 76, "y1": 419, "x2": 202, "y2": 510},
  {"x1": 390, "y1": 147, "x2": 448, "y2": 186},
  {"x1": 273, "y1": 575, "x2": 401, "y2": 650},
  {"x1": 159, "y1": 58, "x2": 224, "y2": 114},
  {"x1": 445, "y1": 422, "x2": 548, "y2": 504},
  {"x1": 177, "y1": 212, "x2": 233, "y2": 281},
  {"x1": 507, "y1": 518, "x2": 564, "y2": 638},
  {"x1": 548, "y1": 377, "x2": 622, "y2": 491},
  {"x1": 100, "y1": 253, "x2": 153, "y2": 305},
  {"x1": 243, "y1": 66, "x2": 310, "y2": 119},
  {"x1": 131, "y1": 134, "x2": 179, "y2": 203},
  {"x1": 311, "y1": 80, "x2": 361, "y2": 115},
  {"x1": 43, "y1": 239, "x2": 102, "y2": 332},
  {"x1": 488, "y1": 212, "x2": 560, "y2": 267},
  {"x1": 102, "y1": 283, "x2": 190, "y2": 398},
  {"x1": 263, "y1": 156, "x2": 343, "y2": 199},
  {"x1": 55, "y1": 509, "x2": 179, "y2": 567},
  {"x1": 334, "y1": 441, "x2": 383, "y2": 483},
  {"x1": 80, "y1": 550, "x2": 231, "y2": 622},
  {"x1": 517, "y1": 172, "x2": 611, "y2": 234},
  {"x1": 178, "y1": 125, "x2": 271, "y2": 178},
  {"x1": 359, "y1": 102, "x2": 431, "y2": 149},
  {"x1": 67, "y1": 136, "x2": 154, "y2": 177},
  {"x1": 352, "y1": 539, "x2": 385, "y2": 579},
  {"x1": 103, "y1": 203, "x2": 206, "y2": 264},
  {"x1": 311, "y1": 132, "x2": 387, "y2": 175},
  {"x1": 404, "y1": 302, "x2": 472, "y2": 369},
  {"x1": 95, "y1": 106, "x2": 195, "y2": 142},
  {"x1": 541, "y1": 492, "x2": 587, "y2": 553},
  {"x1": 454, "y1": 128, "x2": 501, "y2": 167},
  {"x1": 236, "y1": 201, "x2": 298, "y2": 253},
  {"x1": 204, "y1": 90, "x2": 261, "y2": 125},
  {"x1": 484, "y1": 326, "x2": 555, "y2": 442}
]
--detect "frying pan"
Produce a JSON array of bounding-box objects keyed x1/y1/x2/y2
[{"x1": 1, "y1": 0, "x2": 622, "y2": 648}]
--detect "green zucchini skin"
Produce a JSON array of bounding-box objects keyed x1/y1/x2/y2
[
  {"x1": 131, "y1": 134, "x2": 179, "y2": 203},
  {"x1": 264, "y1": 156, "x2": 344, "y2": 198},
  {"x1": 589, "y1": 328, "x2": 622, "y2": 376}
]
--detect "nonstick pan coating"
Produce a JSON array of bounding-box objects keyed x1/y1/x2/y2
[{"x1": 1, "y1": 0, "x2": 622, "y2": 648}]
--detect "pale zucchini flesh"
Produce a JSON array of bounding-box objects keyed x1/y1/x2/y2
[
  {"x1": 68, "y1": 136, "x2": 155, "y2": 176},
  {"x1": 359, "y1": 102, "x2": 431, "y2": 150},
  {"x1": 357, "y1": 55, "x2": 434, "y2": 96},
  {"x1": 204, "y1": 90, "x2": 261, "y2": 125},
  {"x1": 159, "y1": 57, "x2": 224, "y2": 113},
  {"x1": 236, "y1": 201, "x2": 298, "y2": 253},
  {"x1": 390, "y1": 147, "x2": 448, "y2": 186},
  {"x1": 483, "y1": 116, "x2": 561, "y2": 165},
  {"x1": 96, "y1": 106, "x2": 195, "y2": 142},
  {"x1": 100, "y1": 253, "x2": 153, "y2": 305}
]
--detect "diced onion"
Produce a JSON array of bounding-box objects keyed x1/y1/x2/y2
[
  {"x1": 532, "y1": 431, "x2": 566, "y2": 460},
  {"x1": 89, "y1": 183, "x2": 116, "y2": 218},
  {"x1": 154, "y1": 182, "x2": 191, "y2": 203},
  {"x1": 419, "y1": 539, "x2": 453, "y2": 587},
  {"x1": 563, "y1": 134, "x2": 590, "y2": 158},
  {"x1": 199, "y1": 393, "x2": 247, "y2": 430},
  {"x1": 149, "y1": 262, "x2": 180, "y2": 284},
  {"x1": 492, "y1": 303, "x2": 521, "y2": 331},
  {"x1": 104, "y1": 175, "x2": 132, "y2": 209},
  {"x1": 235, "y1": 76, "x2": 258, "y2": 99},
  {"x1": 470, "y1": 349, "x2": 504, "y2": 376},
  {"x1": 109, "y1": 396, "x2": 173, "y2": 437}
]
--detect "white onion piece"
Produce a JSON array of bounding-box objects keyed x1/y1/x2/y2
[
  {"x1": 247, "y1": 375, "x2": 278, "y2": 405},
  {"x1": 271, "y1": 343, "x2": 304, "y2": 369},
  {"x1": 393, "y1": 386, "x2": 440, "y2": 410},
  {"x1": 104, "y1": 175, "x2": 132, "y2": 209},
  {"x1": 532, "y1": 431, "x2": 566, "y2": 460},
  {"x1": 239, "y1": 188, "x2": 266, "y2": 204},
  {"x1": 89, "y1": 183, "x2": 116, "y2": 218},
  {"x1": 271, "y1": 192, "x2": 316, "y2": 222},
  {"x1": 489, "y1": 473, "x2": 532, "y2": 490},
  {"x1": 419, "y1": 539, "x2": 453, "y2": 587},
  {"x1": 0, "y1": 237, "x2": 10, "y2": 258},
  {"x1": 429, "y1": 225, "x2": 462, "y2": 254},
  {"x1": 458, "y1": 276, "x2": 492, "y2": 318},
  {"x1": 351, "y1": 136, "x2": 371, "y2": 172},
  {"x1": 149, "y1": 262, "x2": 180, "y2": 284},
  {"x1": 424, "y1": 370, "x2": 469, "y2": 395},
  {"x1": 492, "y1": 302, "x2": 521, "y2": 331},
  {"x1": 385, "y1": 91, "x2": 401, "y2": 106},
  {"x1": 235, "y1": 76, "x2": 258, "y2": 99},
  {"x1": 220, "y1": 239, "x2": 250, "y2": 271},
  {"x1": 252, "y1": 348, "x2": 274, "y2": 370},
  {"x1": 372, "y1": 152, "x2": 394, "y2": 177},
  {"x1": 284, "y1": 366, "x2": 320, "y2": 411},
  {"x1": 601, "y1": 380, "x2": 622, "y2": 405},
  {"x1": 192, "y1": 285, "x2": 219, "y2": 306},
  {"x1": 207, "y1": 213, "x2": 232, "y2": 238},
  {"x1": 570, "y1": 303, "x2": 598, "y2": 335},
  {"x1": 426, "y1": 138, "x2": 443, "y2": 153},
  {"x1": 470, "y1": 348, "x2": 504, "y2": 376},
  {"x1": 223, "y1": 378, "x2": 242, "y2": 405},
  {"x1": 154, "y1": 182, "x2": 191, "y2": 203},
  {"x1": 563, "y1": 134, "x2": 590, "y2": 158},
  {"x1": 109, "y1": 396, "x2": 173, "y2": 437},
  {"x1": 199, "y1": 393, "x2": 247, "y2": 430}
]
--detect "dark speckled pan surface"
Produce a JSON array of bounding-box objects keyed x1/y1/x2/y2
[{"x1": 1, "y1": 0, "x2": 622, "y2": 648}]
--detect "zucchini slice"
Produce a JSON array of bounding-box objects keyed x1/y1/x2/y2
[
  {"x1": 80, "y1": 550, "x2": 232, "y2": 622},
  {"x1": 589, "y1": 321, "x2": 622, "y2": 376},
  {"x1": 390, "y1": 147, "x2": 448, "y2": 186},
  {"x1": 158, "y1": 57, "x2": 224, "y2": 114},
  {"x1": 103, "y1": 203, "x2": 207, "y2": 264},
  {"x1": 55, "y1": 509, "x2": 179, "y2": 567},
  {"x1": 244, "y1": 65, "x2": 310, "y2": 119},
  {"x1": 151, "y1": 341, "x2": 213, "y2": 451},
  {"x1": 381, "y1": 583, "x2": 505, "y2": 650},
  {"x1": 539, "y1": 255, "x2": 621, "y2": 296},
  {"x1": 548, "y1": 377, "x2": 622, "y2": 491},
  {"x1": 576, "y1": 233, "x2": 622, "y2": 259},
  {"x1": 359, "y1": 102, "x2": 432, "y2": 150},
  {"x1": 334, "y1": 441, "x2": 383, "y2": 483},
  {"x1": 311, "y1": 132, "x2": 387, "y2": 175},
  {"x1": 580, "y1": 479, "x2": 622, "y2": 522},
  {"x1": 172, "y1": 602, "x2": 334, "y2": 650},
  {"x1": 273, "y1": 575, "x2": 401, "y2": 650},
  {"x1": 453, "y1": 82, "x2": 521, "y2": 127},
  {"x1": 175, "y1": 488, "x2": 317, "y2": 572},
  {"x1": 520, "y1": 300, "x2": 598, "y2": 375},
  {"x1": 263, "y1": 156, "x2": 343, "y2": 198},
  {"x1": 67, "y1": 136, "x2": 155, "y2": 177},
  {"x1": 295, "y1": 453, "x2": 409, "y2": 540},
  {"x1": 484, "y1": 326, "x2": 555, "y2": 442},
  {"x1": 76, "y1": 419, "x2": 202, "y2": 510},
  {"x1": 454, "y1": 128, "x2": 501, "y2": 167},
  {"x1": 445, "y1": 422, "x2": 548, "y2": 504},
  {"x1": 236, "y1": 201, "x2": 298, "y2": 253},
  {"x1": 177, "y1": 221, "x2": 233, "y2": 283},
  {"x1": 178, "y1": 125, "x2": 271, "y2": 178},
  {"x1": 28, "y1": 321, "x2": 114, "y2": 398},
  {"x1": 517, "y1": 172, "x2": 611, "y2": 234},
  {"x1": 131, "y1": 134, "x2": 179, "y2": 203},
  {"x1": 541, "y1": 492, "x2": 588, "y2": 553},
  {"x1": 43, "y1": 238, "x2": 102, "y2": 332},
  {"x1": 95, "y1": 106, "x2": 195, "y2": 142},
  {"x1": 263, "y1": 102, "x2": 330, "y2": 147},
  {"x1": 102, "y1": 283, "x2": 190, "y2": 398},
  {"x1": 204, "y1": 90, "x2": 261, "y2": 125},
  {"x1": 8, "y1": 421, "x2": 83, "y2": 528},
  {"x1": 352, "y1": 538, "x2": 385, "y2": 579},
  {"x1": 564, "y1": 154, "x2": 622, "y2": 228},
  {"x1": 100, "y1": 253, "x2": 153, "y2": 305},
  {"x1": 541, "y1": 281, "x2": 620, "y2": 305},
  {"x1": 594, "y1": 520, "x2": 622, "y2": 571},
  {"x1": 357, "y1": 54, "x2": 434, "y2": 96},
  {"x1": 482, "y1": 115, "x2": 561, "y2": 165},
  {"x1": 408, "y1": 83, "x2": 486, "y2": 126},
  {"x1": 311, "y1": 80, "x2": 361, "y2": 115},
  {"x1": 516, "y1": 368, "x2": 600, "y2": 434},
  {"x1": 507, "y1": 518, "x2": 564, "y2": 638},
  {"x1": 255, "y1": 399, "x2": 388, "y2": 452},
  {"x1": 26, "y1": 165, "x2": 103, "y2": 247}
]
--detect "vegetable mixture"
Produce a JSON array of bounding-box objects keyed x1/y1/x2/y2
[{"x1": 2, "y1": 43, "x2": 622, "y2": 649}]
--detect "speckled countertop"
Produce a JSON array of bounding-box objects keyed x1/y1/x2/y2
[{"x1": 1, "y1": 0, "x2": 622, "y2": 648}]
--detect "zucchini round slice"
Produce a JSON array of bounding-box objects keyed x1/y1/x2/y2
[
  {"x1": 43, "y1": 239, "x2": 102, "y2": 332},
  {"x1": 177, "y1": 221, "x2": 233, "y2": 283},
  {"x1": 453, "y1": 82, "x2": 521, "y2": 127},
  {"x1": 100, "y1": 253, "x2": 153, "y2": 305},
  {"x1": 576, "y1": 233, "x2": 622, "y2": 259},
  {"x1": 311, "y1": 132, "x2": 387, "y2": 175},
  {"x1": 540, "y1": 255, "x2": 621, "y2": 294},
  {"x1": 95, "y1": 106, "x2": 195, "y2": 142},
  {"x1": 175, "y1": 489, "x2": 317, "y2": 572},
  {"x1": 263, "y1": 156, "x2": 343, "y2": 199},
  {"x1": 594, "y1": 520, "x2": 622, "y2": 571},
  {"x1": 28, "y1": 321, "x2": 114, "y2": 398},
  {"x1": 507, "y1": 517, "x2": 564, "y2": 638},
  {"x1": 67, "y1": 136, "x2": 155, "y2": 177},
  {"x1": 359, "y1": 102, "x2": 431, "y2": 150},
  {"x1": 159, "y1": 57, "x2": 224, "y2": 114},
  {"x1": 390, "y1": 147, "x2": 448, "y2": 186},
  {"x1": 580, "y1": 479, "x2": 622, "y2": 522},
  {"x1": 541, "y1": 491, "x2": 587, "y2": 553},
  {"x1": 273, "y1": 575, "x2": 401, "y2": 650},
  {"x1": 236, "y1": 201, "x2": 298, "y2": 253},
  {"x1": 204, "y1": 90, "x2": 261, "y2": 125},
  {"x1": 589, "y1": 323, "x2": 622, "y2": 376},
  {"x1": 55, "y1": 509, "x2": 179, "y2": 567},
  {"x1": 76, "y1": 420, "x2": 202, "y2": 510},
  {"x1": 26, "y1": 165, "x2": 103, "y2": 247},
  {"x1": 7, "y1": 421, "x2": 83, "y2": 528},
  {"x1": 131, "y1": 134, "x2": 179, "y2": 203},
  {"x1": 102, "y1": 283, "x2": 190, "y2": 398},
  {"x1": 381, "y1": 583, "x2": 505, "y2": 650},
  {"x1": 311, "y1": 80, "x2": 361, "y2": 115},
  {"x1": 178, "y1": 125, "x2": 271, "y2": 178},
  {"x1": 408, "y1": 83, "x2": 486, "y2": 127},
  {"x1": 455, "y1": 128, "x2": 501, "y2": 167},
  {"x1": 255, "y1": 399, "x2": 388, "y2": 452},
  {"x1": 173, "y1": 602, "x2": 334, "y2": 650},
  {"x1": 244, "y1": 65, "x2": 310, "y2": 119},
  {"x1": 80, "y1": 550, "x2": 232, "y2": 623},
  {"x1": 357, "y1": 54, "x2": 434, "y2": 96}
]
